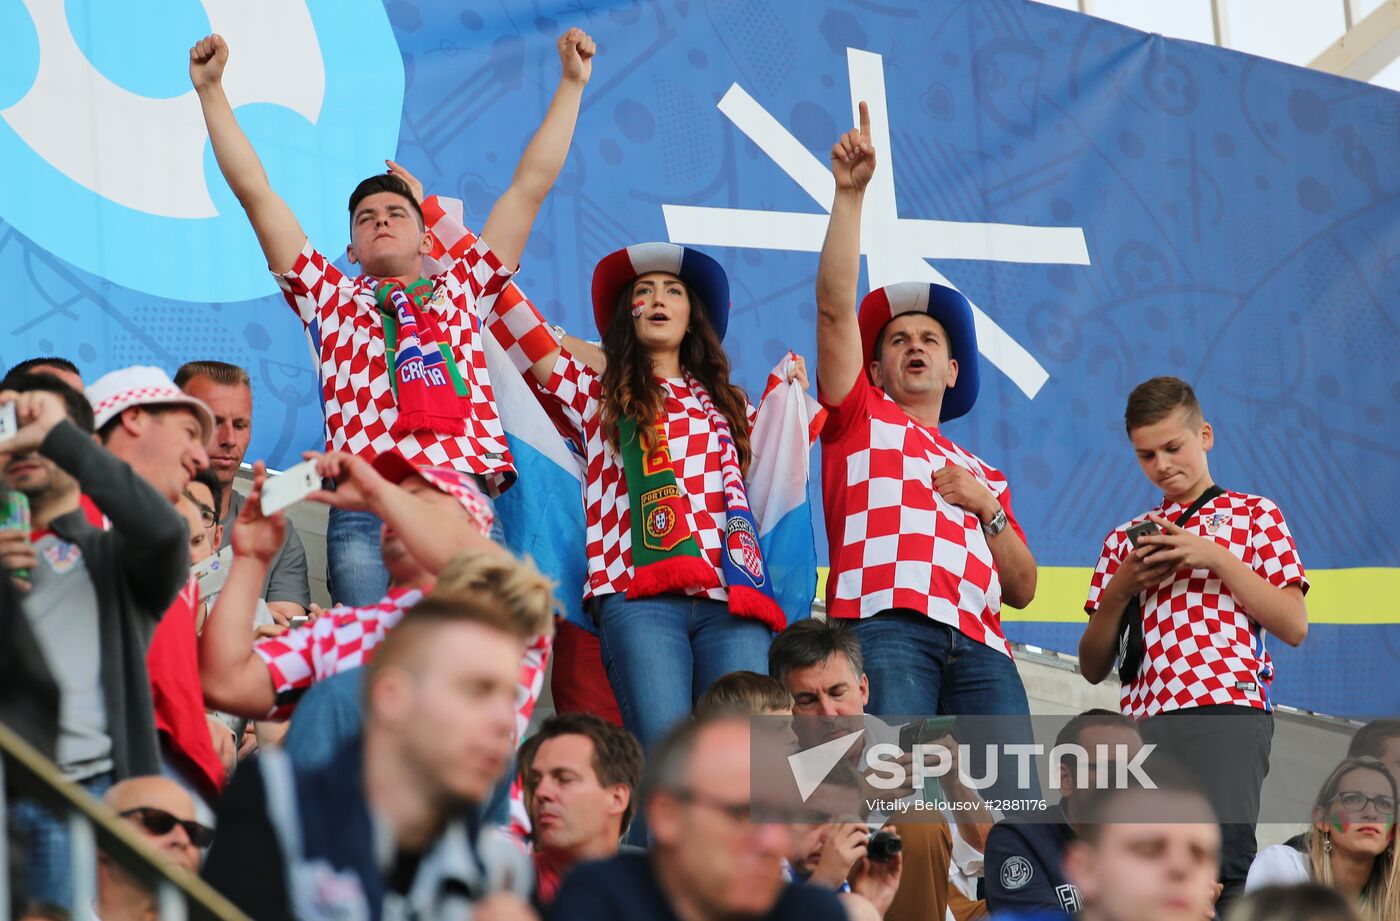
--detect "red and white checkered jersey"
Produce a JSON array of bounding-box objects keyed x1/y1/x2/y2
[
  {"x1": 275, "y1": 236, "x2": 517, "y2": 492},
  {"x1": 538, "y1": 348, "x2": 757, "y2": 601},
  {"x1": 507, "y1": 633, "x2": 553, "y2": 840},
  {"x1": 1085, "y1": 490, "x2": 1308, "y2": 718},
  {"x1": 819, "y1": 376, "x2": 1024, "y2": 656},
  {"x1": 253, "y1": 588, "x2": 424, "y2": 720}
]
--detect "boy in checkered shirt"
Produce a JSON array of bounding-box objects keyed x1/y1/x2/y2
[
  {"x1": 1080, "y1": 376, "x2": 1309, "y2": 908},
  {"x1": 188, "y1": 27, "x2": 595, "y2": 606}
]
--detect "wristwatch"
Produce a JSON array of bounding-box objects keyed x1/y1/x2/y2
[{"x1": 981, "y1": 507, "x2": 1009, "y2": 537}]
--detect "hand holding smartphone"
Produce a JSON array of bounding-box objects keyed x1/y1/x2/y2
[
  {"x1": 259, "y1": 460, "x2": 322, "y2": 515},
  {"x1": 1125, "y1": 520, "x2": 1161, "y2": 548}
]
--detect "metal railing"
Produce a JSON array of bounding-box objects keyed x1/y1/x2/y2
[{"x1": 0, "y1": 721, "x2": 249, "y2": 921}]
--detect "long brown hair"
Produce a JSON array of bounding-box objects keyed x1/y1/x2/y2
[
  {"x1": 1305, "y1": 757, "x2": 1399, "y2": 921},
  {"x1": 598, "y1": 280, "x2": 753, "y2": 474}
]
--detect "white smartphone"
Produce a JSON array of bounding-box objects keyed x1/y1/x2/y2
[
  {"x1": 191, "y1": 545, "x2": 234, "y2": 599},
  {"x1": 260, "y1": 460, "x2": 322, "y2": 515},
  {"x1": 0, "y1": 401, "x2": 18, "y2": 446}
]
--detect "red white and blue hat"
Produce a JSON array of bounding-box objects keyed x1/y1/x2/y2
[
  {"x1": 371, "y1": 449, "x2": 495, "y2": 538},
  {"x1": 858, "y1": 282, "x2": 980, "y2": 422},
  {"x1": 591, "y1": 243, "x2": 730, "y2": 339}
]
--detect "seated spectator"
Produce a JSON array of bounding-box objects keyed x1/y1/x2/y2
[
  {"x1": 1246, "y1": 757, "x2": 1397, "y2": 920},
  {"x1": 1, "y1": 374, "x2": 191, "y2": 908},
  {"x1": 696, "y1": 670, "x2": 899, "y2": 921},
  {"x1": 768, "y1": 618, "x2": 989, "y2": 921},
  {"x1": 176, "y1": 360, "x2": 309, "y2": 623},
  {"x1": 198, "y1": 449, "x2": 499, "y2": 721},
  {"x1": 202, "y1": 575, "x2": 539, "y2": 919},
  {"x1": 1064, "y1": 775, "x2": 1223, "y2": 921},
  {"x1": 519, "y1": 714, "x2": 644, "y2": 906},
  {"x1": 94, "y1": 776, "x2": 212, "y2": 921},
  {"x1": 548, "y1": 714, "x2": 846, "y2": 921},
  {"x1": 87, "y1": 367, "x2": 226, "y2": 810},
  {"x1": 4, "y1": 356, "x2": 84, "y2": 392},
  {"x1": 1232, "y1": 884, "x2": 1362, "y2": 921},
  {"x1": 985, "y1": 709, "x2": 1143, "y2": 916},
  {"x1": 1348, "y1": 721, "x2": 1400, "y2": 787}
]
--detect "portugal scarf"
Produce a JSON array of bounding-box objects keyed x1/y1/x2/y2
[
  {"x1": 375, "y1": 279, "x2": 470, "y2": 437},
  {"x1": 619, "y1": 375, "x2": 786, "y2": 631}
]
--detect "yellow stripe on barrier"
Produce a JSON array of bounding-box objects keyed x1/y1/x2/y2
[{"x1": 812, "y1": 567, "x2": 1400, "y2": 625}]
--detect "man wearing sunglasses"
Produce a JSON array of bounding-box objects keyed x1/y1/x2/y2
[{"x1": 95, "y1": 776, "x2": 212, "y2": 920}]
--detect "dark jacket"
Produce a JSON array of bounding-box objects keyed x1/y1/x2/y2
[
  {"x1": 41, "y1": 420, "x2": 188, "y2": 779},
  {"x1": 985, "y1": 802, "x2": 1083, "y2": 916}
]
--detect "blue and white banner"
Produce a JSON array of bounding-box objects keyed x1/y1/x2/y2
[{"x1": 1, "y1": 1, "x2": 1396, "y2": 717}]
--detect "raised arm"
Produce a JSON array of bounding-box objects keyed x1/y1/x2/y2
[
  {"x1": 816, "y1": 102, "x2": 876, "y2": 406},
  {"x1": 189, "y1": 34, "x2": 307, "y2": 274},
  {"x1": 479, "y1": 28, "x2": 595, "y2": 272},
  {"x1": 200, "y1": 464, "x2": 286, "y2": 717}
]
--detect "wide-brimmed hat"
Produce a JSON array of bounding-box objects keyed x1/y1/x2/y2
[
  {"x1": 87, "y1": 366, "x2": 215, "y2": 443},
  {"x1": 591, "y1": 243, "x2": 730, "y2": 339},
  {"x1": 857, "y1": 282, "x2": 980, "y2": 421},
  {"x1": 371, "y1": 450, "x2": 494, "y2": 538}
]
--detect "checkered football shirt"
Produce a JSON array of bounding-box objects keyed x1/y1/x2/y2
[
  {"x1": 819, "y1": 376, "x2": 1024, "y2": 656},
  {"x1": 275, "y1": 235, "x2": 517, "y2": 492},
  {"x1": 538, "y1": 348, "x2": 757, "y2": 602},
  {"x1": 252, "y1": 587, "x2": 553, "y2": 731},
  {"x1": 1084, "y1": 490, "x2": 1308, "y2": 718}
]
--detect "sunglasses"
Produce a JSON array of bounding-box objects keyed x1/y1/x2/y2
[{"x1": 119, "y1": 807, "x2": 215, "y2": 847}]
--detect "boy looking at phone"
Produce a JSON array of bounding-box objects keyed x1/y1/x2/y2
[{"x1": 1079, "y1": 376, "x2": 1309, "y2": 908}]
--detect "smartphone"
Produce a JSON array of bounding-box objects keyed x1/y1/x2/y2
[
  {"x1": 0, "y1": 490, "x2": 32, "y2": 580},
  {"x1": 898, "y1": 715, "x2": 957, "y2": 750},
  {"x1": 191, "y1": 545, "x2": 234, "y2": 599},
  {"x1": 1125, "y1": 520, "x2": 1161, "y2": 548},
  {"x1": 260, "y1": 460, "x2": 322, "y2": 515},
  {"x1": 0, "y1": 401, "x2": 18, "y2": 446},
  {"x1": 288, "y1": 615, "x2": 311, "y2": 628}
]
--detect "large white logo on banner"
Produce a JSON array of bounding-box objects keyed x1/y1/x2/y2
[
  {"x1": 664, "y1": 49, "x2": 1091, "y2": 397},
  {"x1": 0, "y1": 0, "x2": 403, "y2": 302}
]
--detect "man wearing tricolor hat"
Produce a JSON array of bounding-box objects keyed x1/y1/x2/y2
[{"x1": 813, "y1": 104, "x2": 1038, "y2": 722}]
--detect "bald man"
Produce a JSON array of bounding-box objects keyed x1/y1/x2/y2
[{"x1": 94, "y1": 776, "x2": 212, "y2": 920}]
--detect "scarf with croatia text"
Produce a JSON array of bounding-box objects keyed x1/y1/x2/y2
[
  {"x1": 618, "y1": 374, "x2": 786, "y2": 631},
  {"x1": 374, "y1": 278, "x2": 470, "y2": 437}
]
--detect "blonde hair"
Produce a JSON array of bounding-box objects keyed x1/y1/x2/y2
[
  {"x1": 1305, "y1": 757, "x2": 1400, "y2": 921},
  {"x1": 427, "y1": 549, "x2": 557, "y2": 640}
]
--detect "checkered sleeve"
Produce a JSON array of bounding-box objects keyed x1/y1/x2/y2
[
  {"x1": 1247, "y1": 497, "x2": 1309, "y2": 593},
  {"x1": 252, "y1": 604, "x2": 399, "y2": 720},
  {"x1": 1085, "y1": 528, "x2": 1128, "y2": 615},
  {"x1": 818, "y1": 374, "x2": 873, "y2": 443},
  {"x1": 273, "y1": 240, "x2": 352, "y2": 329},
  {"x1": 540, "y1": 347, "x2": 601, "y2": 436},
  {"x1": 981, "y1": 464, "x2": 1028, "y2": 544},
  {"x1": 485, "y1": 278, "x2": 562, "y2": 375}
]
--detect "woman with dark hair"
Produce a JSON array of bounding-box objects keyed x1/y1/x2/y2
[
  {"x1": 1246, "y1": 757, "x2": 1399, "y2": 921},
  {"x1": 498, "y1": 242, "x2": 810, "y2": 752}
]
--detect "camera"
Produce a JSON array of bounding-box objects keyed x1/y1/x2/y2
[{"x1": 867, "y1": 829, "x2": 903, "y2": 863}]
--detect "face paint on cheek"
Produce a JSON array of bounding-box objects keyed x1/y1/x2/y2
[
  {"x1": 1333, "y1": 816, "x2": 1348, "y2": 835},
  {"x1": 631, "y1": 300, "x2": 645, "y2": 318}
]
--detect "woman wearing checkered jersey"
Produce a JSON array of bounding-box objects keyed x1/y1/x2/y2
[
  {"x1": 1080, "y1": 376, "x2": 1309, "y2": 909},
  {"x1": 470, "y1": 235, "x2": 813, "y2": 760}
]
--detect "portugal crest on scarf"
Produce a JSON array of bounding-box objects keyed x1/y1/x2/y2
[{"x1": 725, "y1": 516, "x2": 765, "y2": 587}]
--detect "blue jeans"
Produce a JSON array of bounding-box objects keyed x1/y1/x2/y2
[
  {"x1": 848, "y1": 610, "x2": 1039, "y2": 798},
  {"x1": 595, "y1": 593, "x2": 774, "y2": 752},
  {"x1": 13, "y1": 771, "x2": 114, "y2": 908},
  {"x1": 326, "y1": 493, "x2": 506, "y2": 607},
  {"x1": 326, "y1": 508, "x2": 388, "y2": 608}
]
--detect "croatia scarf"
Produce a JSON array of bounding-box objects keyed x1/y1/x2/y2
[
  {"x1": 375, "y1": 279, "x2": 470, "y2": 437},
  {"x1": 619, "y1": 376, "x2": 786, "y2": 632}
]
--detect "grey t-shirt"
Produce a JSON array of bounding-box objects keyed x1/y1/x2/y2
[
  {"x1": 219, "y1": 491, "x2": 311, "y2": 608},
  {"x1": 25, "y1": 533, "x2": 111, "y2": 776}
]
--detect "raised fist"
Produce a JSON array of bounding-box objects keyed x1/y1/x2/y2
[
  {"x1": 558, "y1": 27, "x2": 596, "y2": 86},
  {"x1": 189, "y1": 34, "x2": 229, "y2": 91}
]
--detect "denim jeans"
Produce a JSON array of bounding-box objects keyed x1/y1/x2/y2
[
  {"x1": 595, "y1": 593, "x2": 774, "y2": 752},
  {"x1": 848, "y1": 609, "x2": 1038, "y2": 799},
  {"x1": 326, "y1": 490, "x2": 505, "y2": 608},
  {"x1": 13, "y1": 771, "x2": 114, "y2": 908}
]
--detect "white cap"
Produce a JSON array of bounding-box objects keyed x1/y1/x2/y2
[{"x1": 87, "y1": 366, "x2": 215, "y2": 444}]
